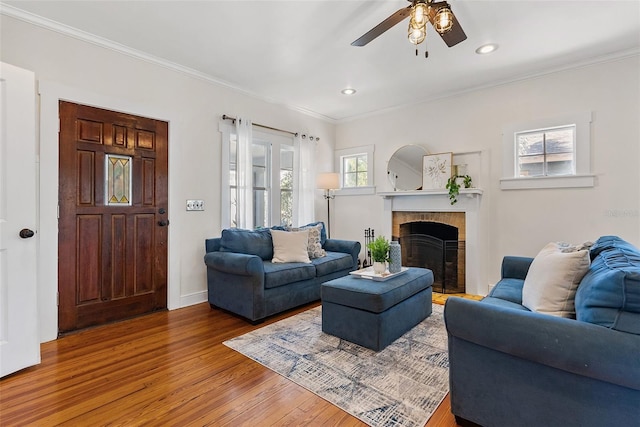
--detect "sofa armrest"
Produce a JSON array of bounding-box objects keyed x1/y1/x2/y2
[
  {"x1": 445, "y1": 297, "x2": 640, "y2": 391},
  {"x1": 501, "y1": 256, "x2": 533, "y2": 280},
  {"x1": 324, "y1": 239, "x2": 361, "y2": 269},
  {"x1": 204, "y1": 251, "x2": 264, "y2": 277},
  {"x1": 205, "y1": 237, "x2": 222, "y2": 253}
]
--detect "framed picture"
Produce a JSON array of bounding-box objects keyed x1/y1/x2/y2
[{"x1": 422, "y1": 152, "x2": 452, "y2": 190}]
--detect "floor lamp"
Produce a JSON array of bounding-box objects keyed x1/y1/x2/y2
[{"x1": 316, "y1": 172, "x2": 340, "y2": 238}]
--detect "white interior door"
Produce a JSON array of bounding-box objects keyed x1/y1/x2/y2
[{"x1": 0, "y1": 62, "x2": 40, "y2": 377}]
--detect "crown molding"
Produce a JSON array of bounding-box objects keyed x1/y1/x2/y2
[{"x1": 0, "y1": 3, "x2": 336, "y2": 123}]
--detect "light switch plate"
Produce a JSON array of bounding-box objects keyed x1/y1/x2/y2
[{"x1": 186, "y1": 199, "x2": 204, "y2": 211}]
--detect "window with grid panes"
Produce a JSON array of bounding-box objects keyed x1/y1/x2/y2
[
  {"x1": 516, "y1": 125, "x2": 575, "y2": 177},
  {"x1": 342, "y1": 153, "x2": 368, "y2": 188}
]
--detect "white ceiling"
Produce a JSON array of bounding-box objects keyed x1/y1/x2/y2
[{"x1": 3, "y1": 0, "x2": 640, "y2": 122}]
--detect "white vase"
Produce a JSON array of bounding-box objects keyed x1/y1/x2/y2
[{"x1": 373, "y1": 261, "x2": 386, "y2": 275}]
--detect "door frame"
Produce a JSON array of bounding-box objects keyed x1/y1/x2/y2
[{"x1": 38, "y1": 81, "x2": 177, "y2": 342}]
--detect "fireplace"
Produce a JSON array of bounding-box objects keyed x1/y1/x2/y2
[
  {"x1": 398, "y1": 221, "x2": 465, "y2": 293},
  {"x1": 380, "y1": 176, "x2": 484, "y2": 295},
  {"x1": 392, "y1": 211, "x2": 467, "y2": 293}
]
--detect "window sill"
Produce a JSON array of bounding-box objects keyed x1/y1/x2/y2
[
  {"x1": 500, "y1": 174, "x2": 595, "y2": 190},
  {"x1": 334, "y1": 186, "x2": 376, "y2": 196}
]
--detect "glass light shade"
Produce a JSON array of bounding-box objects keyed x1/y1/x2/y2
[
  {"x1": 316, "y1": 172, "x2": 340, "y2": 190},
  {"x1": 434, "y1": 7, "x2": 454, "y2": 34},
  {"x1": 408, "y1": 24, "x2": 426, "y2": 45},
  {"x1": 410, "y1": 3, "x2": 427, "y2": 28}
]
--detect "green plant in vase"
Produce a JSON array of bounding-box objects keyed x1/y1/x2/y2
[
  {"x1": 446, "y1": 174, "x2": 473, "y2": 205},
  {"x1": 367, "y1": 236, "x2": 390, "y2": 274}
]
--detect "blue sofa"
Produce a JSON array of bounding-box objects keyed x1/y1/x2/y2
[
  {"x1": 204, "y1": 224, "x2": 360, "y2": 323},
  {"x1": 445, "y1": 236, "x2": 640, "y2": 427}
]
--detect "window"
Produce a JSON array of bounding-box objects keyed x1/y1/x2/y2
[
  {"x1": 516, "y1": 125, "x2": 575, "y2": 177},
  {"x1": 500, "y1": 112, "x2": 594, "y2": 190},
  {"x1": 342, "y1": 153, "x2": 368, "y2": 187},
  {"x1": 221, "y1": 123, "x2": 294, "y2": 228},
  {"x1": 335, "y1": 145, "x2": 375, "y2": 195},
  {"x1": 280, "y1": 147, "x2": 294, "y2": 227}
]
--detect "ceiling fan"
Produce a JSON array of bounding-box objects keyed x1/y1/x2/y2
[{"x1": 351, "y1": 0, "x2": 467, "y2": 54}]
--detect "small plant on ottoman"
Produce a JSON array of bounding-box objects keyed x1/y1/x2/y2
[{"x1": 367, "y1": 236, "x2": 390, "y2": 274}]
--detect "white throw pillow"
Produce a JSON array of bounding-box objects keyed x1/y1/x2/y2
[
  {"x1": 271, "y1": 230, "x2": 311, "y2": 264},
  {"x1": 522, "y1": 242, "x2": 591, "y2": 318}
]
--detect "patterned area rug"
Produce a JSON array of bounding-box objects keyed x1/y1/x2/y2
[{"x1": 224, "y1": 304, "x2": 449, "y2": 427}]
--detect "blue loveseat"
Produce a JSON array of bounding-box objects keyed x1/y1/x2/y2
[
  {"x1": 204, "y1": 224, "x2": 360, "y2": 323},
  {"x1": 445, "y1": 236, "x2": 640, "y2": 427}
]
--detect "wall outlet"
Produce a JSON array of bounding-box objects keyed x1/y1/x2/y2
[{"x1": 186, "y1": 199, "x2": 204, "y2": 211}]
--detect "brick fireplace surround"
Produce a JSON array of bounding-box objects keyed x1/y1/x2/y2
[{"x1": 393, "y1": 211, "x2": 466, "y2": 293}]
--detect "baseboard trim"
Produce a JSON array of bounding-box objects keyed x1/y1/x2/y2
[{"x1": 179, "y1": 290, "x2": 207, "y2": 308}]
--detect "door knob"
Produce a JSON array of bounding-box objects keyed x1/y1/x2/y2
[
  {"x1": 158, "y1": 220, "x2": 170, "y2": 227},
  {"x1": 19, "y1": 228, "x2": 35, "y2": 238}
]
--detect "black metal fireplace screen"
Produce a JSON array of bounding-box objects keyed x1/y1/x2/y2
[{"x1": 398, "y1": 221, "x2": 465, "y2": 294}]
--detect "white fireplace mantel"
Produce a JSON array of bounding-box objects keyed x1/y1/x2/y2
[
  {"x1": 378, "y1": 188, "x2": 483, "y2": 199},
  {"x1": 379, "y1": 188, "x2": 485, "y2": 296}
]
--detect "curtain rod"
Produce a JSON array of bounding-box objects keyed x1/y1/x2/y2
[{"x1": 222, "y1": 114, "x2": 299, "y2": 137}]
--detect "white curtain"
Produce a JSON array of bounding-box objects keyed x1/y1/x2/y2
[
  {"x1": 293, "y1": 134, "x2": 315, "y2": 226},
  {"x1": 235, "y1": 117, "x2": 253, "y2": 229}
]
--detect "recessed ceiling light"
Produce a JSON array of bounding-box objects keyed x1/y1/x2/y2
[
  {"x1": 475, "y1": 43, "x2": 498, "y2": 55},
  {"x1": 341, "y1": 88, "x2": 357, "y2": 95}
]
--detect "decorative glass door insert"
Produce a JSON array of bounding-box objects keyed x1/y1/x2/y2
[{"x1": 105, "y1": 154, "x2": 132, "y2": 205}]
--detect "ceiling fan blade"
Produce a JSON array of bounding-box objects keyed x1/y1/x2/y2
[
  {"x1": 428, "y1": 2, "x2": 467, "y2": 47},
  {"x1": 351, "y1": 6, "x2": 412, "y2": 47}
]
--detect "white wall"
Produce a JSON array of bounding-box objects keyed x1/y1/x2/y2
[
  {"x1": 335, "y1": 55, "x2": 640, "y2": 292},
  {"x1": 3, "y1": 13, "x2": 638, "y2": 341},
  {"x1": 0, "y1": 15, "x2": 335, "y2": 342}
]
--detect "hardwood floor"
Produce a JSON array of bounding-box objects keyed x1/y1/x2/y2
[{"x1": 0, "y1": 296, "x2": 470, "y2": 426}]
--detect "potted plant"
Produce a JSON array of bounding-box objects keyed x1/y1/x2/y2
[
  {"x1": 367, "y1": 236, "x2": 390, "y2": 274},
  {"x1": 446, "y1": 174, "x2": 473, "y2": 205}
]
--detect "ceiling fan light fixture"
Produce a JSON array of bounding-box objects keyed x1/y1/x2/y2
[
  {"x1": 410, "y1": 2, "x2": 428, "y2": 29},
  {"x1": 408, "y1": 24, "x2": 426, "y2": 45},
  {"x1": 433, "y1": 6, "x2": 454, "y2": 34}
]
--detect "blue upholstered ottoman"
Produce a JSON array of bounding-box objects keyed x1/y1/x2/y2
[{"x1": 321, "y1": 267, "x2": 434, "y2": 351}]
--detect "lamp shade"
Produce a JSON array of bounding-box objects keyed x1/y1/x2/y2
[{"x1": 316, "y1": 172, "x2": 340, "y2": 190}]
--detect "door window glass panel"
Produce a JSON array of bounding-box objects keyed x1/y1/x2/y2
[
  {"x1": 225, "y1": 128, "x2": 293, "y2": 229},
  {"x1": 252, "y1": 142, "x2": 269, "y2": 228},
  {"x1": 280, "y1": 148, "x2": 293, "y2": 227},
  {"x1": 105, "y1": 154, "x2": 132, "y2": 205}
]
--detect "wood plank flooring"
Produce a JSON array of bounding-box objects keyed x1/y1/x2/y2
[{"x1": 0, "y1": 295, "x2": 474, "y2": 426}]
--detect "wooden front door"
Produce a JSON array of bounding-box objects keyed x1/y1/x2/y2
[{"x1": 58, "y1": 101, "x2": 168, "y2": 333}]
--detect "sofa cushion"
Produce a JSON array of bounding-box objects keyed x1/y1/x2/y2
[
  {"x1": 312, "y1": 251, "x2": 353, "y2": 277},
  {"x1": 263, "y1": 261, "x2": 316, "y2": 289},
  {"x1": 220, "y1": 228, "x2": 273, "y2": 260},
  {"x1": 480, "y1": 296, "x2": 531, "y2": 312},
  {"x1": 576, "y1": 236, "x2": 640, "y2": 334},
  {"x1": 522, "y1": 242, "x2": 591, "y2": 318},
  {"x1": 289, "y1": 223, "x2": 326, "y2": 259},
  {"x1": 488, "y1": 278, "x2": 525, "y2": 305},
  {"x1": 271, "y1": 229, "x2": 311, "y2": 264},
  {"x1": 589, "y1": 235, "x2": 639, "y2": 260}
]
